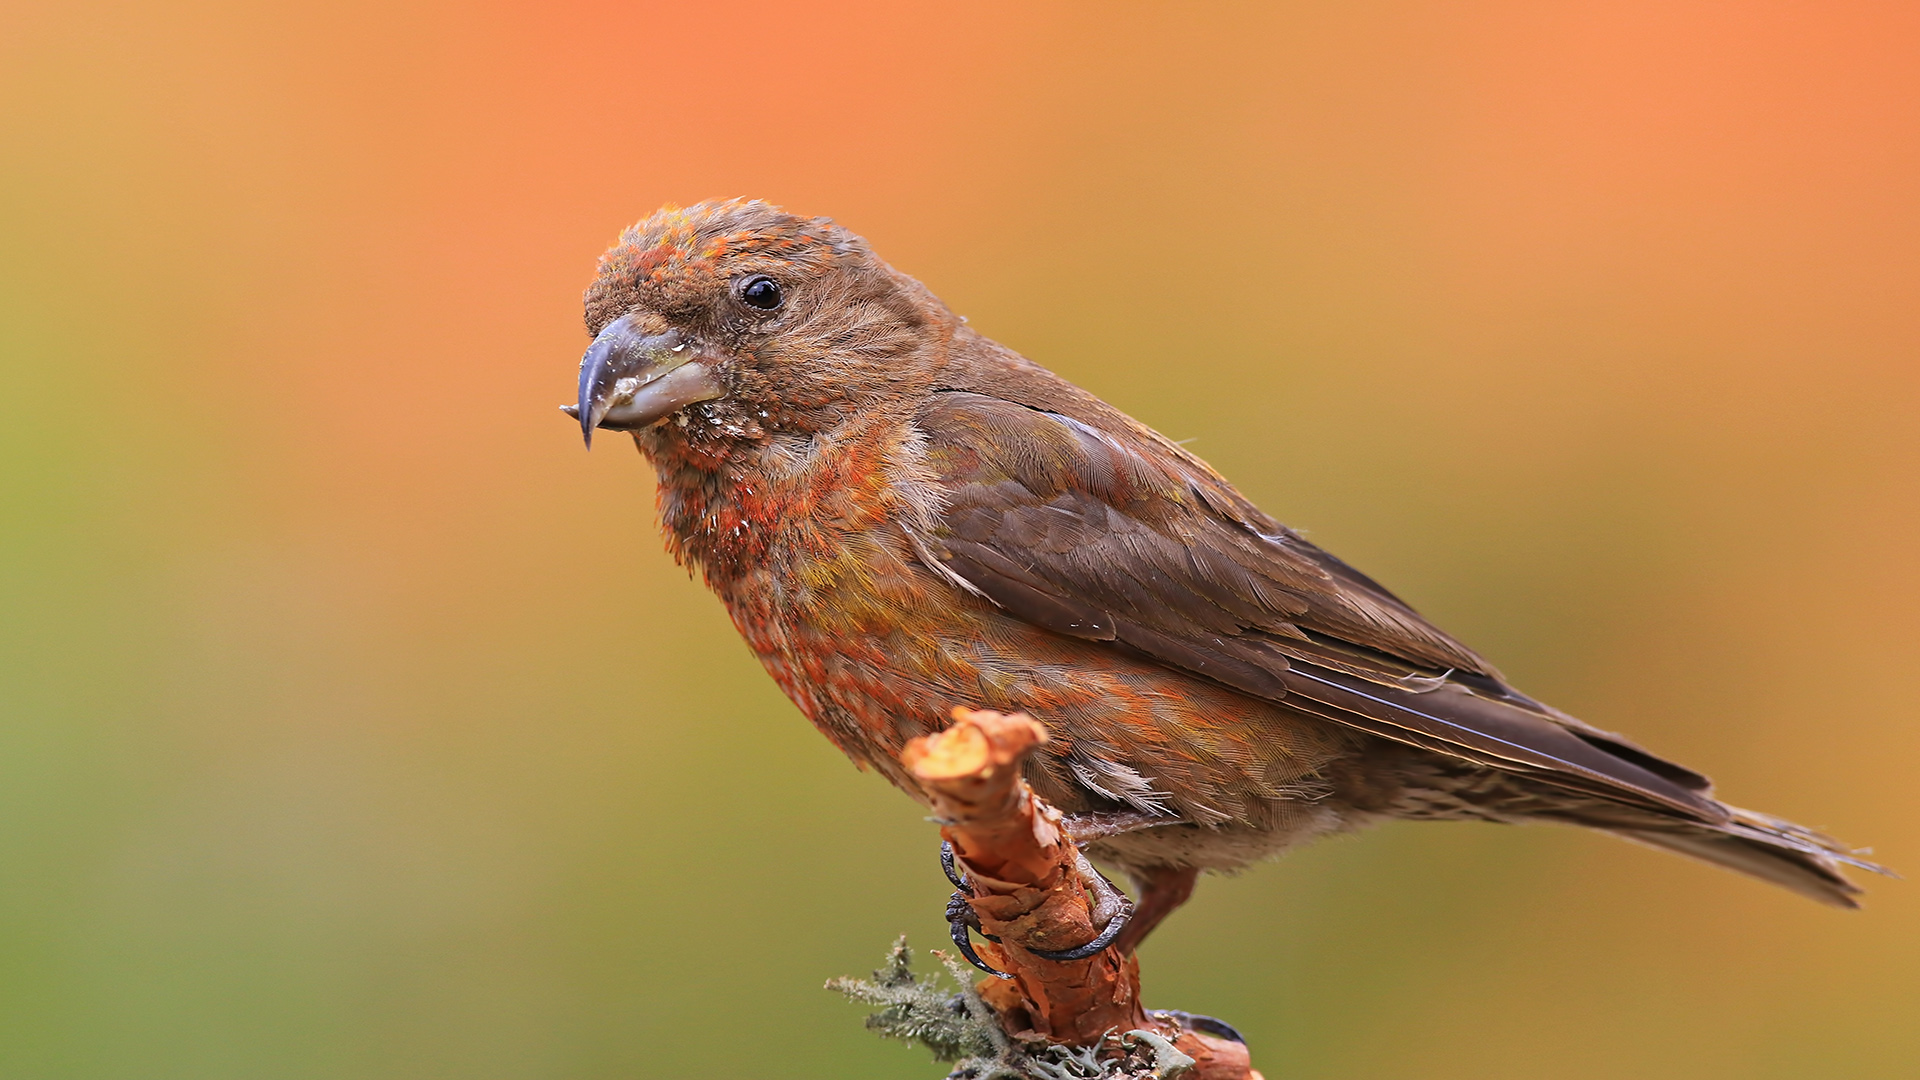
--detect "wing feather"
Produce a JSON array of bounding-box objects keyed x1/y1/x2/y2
[{"x1": 909, "y1": 389, "x2": 1721, "y2": 822}]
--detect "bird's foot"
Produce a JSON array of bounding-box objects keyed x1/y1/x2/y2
[
  {"x1": 1026, "y1": 847, "x2": 1134, "y2": 961},
  {"x1": 941, "y1": 841, "x2": 1012, "y2": 979},
  {"x1": 940, "y1": 841, "x2": 1135, "y2": 972},
  {"x1": 1149, "y1": 1009, "x2": 1246, "y2": 1045}
]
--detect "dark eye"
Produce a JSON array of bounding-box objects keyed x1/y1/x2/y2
[{"x1": 739, "y1": 275, "x2": 783, "y2": 311}]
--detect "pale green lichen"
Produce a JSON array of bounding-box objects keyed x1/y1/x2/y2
[
  {"x1": 825, "y1": 936, "x2": 1012, "y2": 1076},
  {"x1": 827, "y1": 939, "x2": 1199, "y2": 1080}
]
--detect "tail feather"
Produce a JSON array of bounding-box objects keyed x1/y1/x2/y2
[{"x1": 1611, "y1": 806, "x2": 1891, "y2": 908}]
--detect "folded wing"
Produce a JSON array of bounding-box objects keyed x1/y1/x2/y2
[{"x1": 910, "y1": 390, "x2": 1728, "y2": 823}]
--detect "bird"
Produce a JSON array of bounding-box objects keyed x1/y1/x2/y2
[{"x1": 565, "y1": 198, "x2": 1881, "y2": 957}]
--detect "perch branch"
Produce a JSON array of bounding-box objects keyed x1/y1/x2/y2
[{"x1": 902, "y1": 707, "x2": 1261, "y2": 1079}]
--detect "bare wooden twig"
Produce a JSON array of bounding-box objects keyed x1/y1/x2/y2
[{"x1": 901, "y1": 708, "x2": 1261, "y2": 1080}]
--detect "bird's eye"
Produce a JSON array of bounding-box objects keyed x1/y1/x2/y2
[{"x1": 739, "y1": 275, "x2": 783, "y2": 311}]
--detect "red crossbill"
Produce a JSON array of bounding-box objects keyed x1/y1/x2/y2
[{"x1": 566, "y1": 199, "x2": 1879, "y2": 953}]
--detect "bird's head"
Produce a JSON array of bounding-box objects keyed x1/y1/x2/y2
[{"x1": 565, "y1": 199, "x2": 945, "y2": 448}]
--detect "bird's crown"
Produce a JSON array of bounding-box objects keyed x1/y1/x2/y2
[{"x1": 585, "y1": 198, "x2": 864, "y2": 331}]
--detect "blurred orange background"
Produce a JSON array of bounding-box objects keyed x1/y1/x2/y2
[{"x1": 2, "y1": 2, "x2": 1916, "y2": 1077}]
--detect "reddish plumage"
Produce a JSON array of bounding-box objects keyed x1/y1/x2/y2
[{"x1": 571, "y1": 199, "x2": 1881, "y2": 942}]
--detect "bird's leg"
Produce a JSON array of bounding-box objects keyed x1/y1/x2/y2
[
  {"x1": 1046, "y1": 835, "x2": 1241, "y2": 1042},
  {"x1": 1051, "y1": 849, "x2": 1241, "y2": 1041},
  {"x1": 1111, "y1": 864, "x2": 1199, "y2": 956},
  {"x1": 943, "y1": 839, "x2": 1135, "y2": 966},
  {"x1": 940, "y1": 841, "x2": 1011, "y2": 979},
  {"x1": 1054, "y1": 810, "x2": 1196, "y2": 956}
]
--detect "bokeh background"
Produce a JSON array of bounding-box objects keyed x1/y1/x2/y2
[{"x1": 3, "y1": 2, "x2": 1916, "y2": 1077}]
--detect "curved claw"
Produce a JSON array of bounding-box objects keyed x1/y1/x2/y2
[
  {"x1": 950, "y1": 915, "x2": 1014, "y2": 979},
  {"x1": 941, "y1": 841, "x2": 999, "y2": 937},
  {"x1": 940, "y1": 842, "x2": 1011, "y2": 979},
  {"x1": 1025, "y1": 847, "x2": 1136, "y2": 962},
  {"x1": 947, "y1": 890, "x2": 1013, "y2": 979},
  {"x1": 1025, "y1": 902, "x2": 1132, "y2": 961},
  {"x1": 940, "y1": 840, "x2": 967, "y2": 890}
]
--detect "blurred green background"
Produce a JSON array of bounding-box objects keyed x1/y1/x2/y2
[{"x1": 3, "y1": 2, "x2": 1916, "y2": 1077}]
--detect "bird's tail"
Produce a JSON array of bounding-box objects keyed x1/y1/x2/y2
[{"x1": 1609, "y1": 806, "x2": 1892, "y2": 908}]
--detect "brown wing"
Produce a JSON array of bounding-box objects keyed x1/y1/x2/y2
[{"x1": 908, "y1": 387, "x2": 1725, "y2": 823}]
